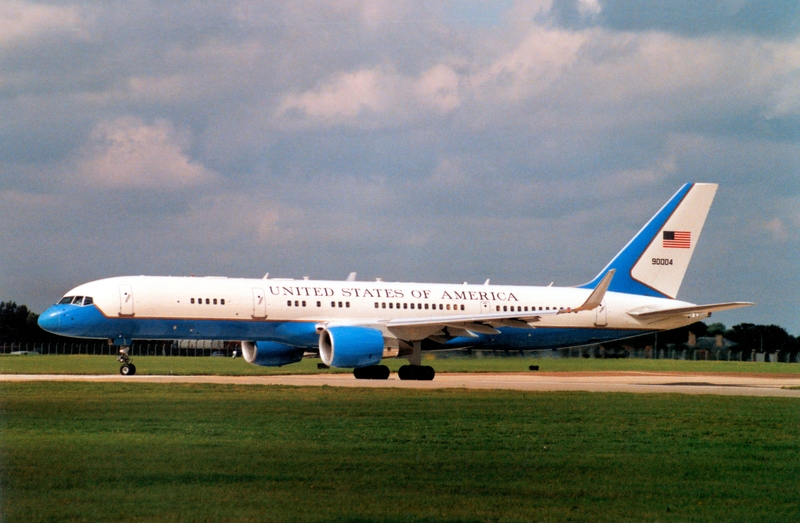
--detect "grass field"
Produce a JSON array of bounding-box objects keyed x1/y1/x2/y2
[
  {"x1": 1, "y1": 382, "x2": 799, "y2": 522},
  {"x1": 2, "y1": 353, "x2": 799, "y2": 375}
]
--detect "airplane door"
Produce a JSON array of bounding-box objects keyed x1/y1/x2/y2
[
  {"x1": 595, "y1": 300, "x2": 607, "y2": 327},
  {"x1": 119, "y1": 285, "x2": 134, "y2": 316},
  {"x1": 252, "y1": 288, "x2": 267, "y2": 319},
  {"x1": 481, "y1": 301, "x2": 491, "y2": 314}
]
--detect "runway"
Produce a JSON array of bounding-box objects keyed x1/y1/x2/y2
[{"x1": 3, "y1": 372, "x2": 800, "y2": 397}]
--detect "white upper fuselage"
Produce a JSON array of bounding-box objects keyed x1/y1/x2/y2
[{"x1": 61, "y1": 275, "x2": 698, "y2": 333}]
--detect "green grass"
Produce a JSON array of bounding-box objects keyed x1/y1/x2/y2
[
  {"x1": 1, "y1": 353, "x2": 799, "y2": 375},
  {"x1": 1, "y1": 383, "x2": 798, "y2": 522}
]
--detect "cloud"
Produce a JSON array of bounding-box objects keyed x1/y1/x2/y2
[
  {"x1": 0, "y1": 1, "x2": 87, "y2": 45},
  {"x1": 77, "y1": 117, "x2": 216, "y2": 189},
  {"x1": 278, "y1": 68, "x2": 396, "y2": 121},
  {"x1": 414, "y1": 64, "x2": 463, "y2": 113}
]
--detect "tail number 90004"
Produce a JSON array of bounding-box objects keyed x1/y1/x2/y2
[{"x1": 652, "y1": 258, "x2": 673, "y2": 266}]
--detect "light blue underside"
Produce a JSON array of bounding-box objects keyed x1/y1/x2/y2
[{"x1": 39, "y1": 303, "x2": 644, "y2": 352}]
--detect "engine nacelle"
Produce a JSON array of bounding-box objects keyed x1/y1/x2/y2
[
  {"x1": 319, "y1": 326, "x2": 384, "y2": 368},
  {"x1": 241, "y1": 341, "x2": 304, "y2": 367}
]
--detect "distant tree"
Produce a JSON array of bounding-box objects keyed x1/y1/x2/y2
[
  {"x1": 0, "y1": 301, "x2": 40, "y2": 344},
  {"x1": 725, "y1": 324, "x2": 797, "y2": 354},
  {"x1": 706, "y1": 322, "x2": 726, "y2": 336}
]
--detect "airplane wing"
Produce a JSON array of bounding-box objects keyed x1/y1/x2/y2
[
  {"x1": 627, "y1": 301, "x2": 754, "y2": 325},
  {"x1": 326, "y1": 270, "x2": 616, "y2": 342}
]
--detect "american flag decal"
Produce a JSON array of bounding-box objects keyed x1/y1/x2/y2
[{"x1": 663, "y1": 231, "x2": 691, "y2": 249}]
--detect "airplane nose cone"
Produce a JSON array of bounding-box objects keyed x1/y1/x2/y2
[{"x1": 38, "y1": 307, "x2": 62, "y2": 333}]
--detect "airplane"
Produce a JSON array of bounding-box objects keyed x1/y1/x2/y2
[{"x1": 38, "y1": 183, "x2": 752, "y2": 379}]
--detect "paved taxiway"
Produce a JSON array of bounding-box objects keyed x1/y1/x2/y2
[{"x1": 3, "y1": 372, "x2": 800, "y2": 397}]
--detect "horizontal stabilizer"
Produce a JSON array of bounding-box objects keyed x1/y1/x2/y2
[{"x1": 628, "y1": 302, "x2": 754, "y2": 324}]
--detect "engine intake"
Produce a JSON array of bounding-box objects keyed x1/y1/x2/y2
[
  {"x1": 241, "y1": 341, "x2": 304, "y2": 367},
  {"x1": 319, "y1": 326, "x2": 384, "y2": 368}
]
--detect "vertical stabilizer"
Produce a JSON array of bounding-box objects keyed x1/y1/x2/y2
[{"x1": 580, "y1": 183, "x2": 717, "y2": 299}]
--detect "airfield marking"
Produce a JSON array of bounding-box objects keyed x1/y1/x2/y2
[{"x1": 2, "y1": 372, "x2": 800, "y2": 397}]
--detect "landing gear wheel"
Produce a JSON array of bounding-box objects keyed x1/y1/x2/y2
[
  {"x1": 398, "y1": 365, "x2": 435, "y2": 381},
  {"x1": 117, "y1": 346, "x2": 135, "y2": 376},
  {"x1": 120, "y1": 363, "x2": 136, "y2": 376},
  {"x1": 353, "y1": 365, "x2": 390, "y2": 380}
]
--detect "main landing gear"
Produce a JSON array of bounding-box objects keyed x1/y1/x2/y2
[
  {"x1": 353, "y1": 365, "x2": 390, "y2": 380},
  {"x1": 351, "y1": 364, "x2": 435, "y2": 380},
  {"x1": 117, "y1": 347, "x2": 136, "y2": 376},
  {"x1": 396, "y1": 341, "x2": 435, "y2": 381},
  {"x1": 397, "y1": 365, "x2": 435, "y2": 381}
]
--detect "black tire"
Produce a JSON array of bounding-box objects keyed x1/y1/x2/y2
[
  {"x1": 128, "y1": 364, "x2": 137, "y2": 376},
  {"x1": 398, "y1": 365, "x2": 435, "y2": 381},
  {"x1": 374, "y1": 365, "x2": 390, "y2": 380},
  {"x1": 354, "y1": 365, "x2": 390, "y2": 380},
  {"x1": 398, "y1": 365, "x2": 413, "y2": 380},
  {"x1": 120, "y1": 363, "x2": 132, "y2": 375}
]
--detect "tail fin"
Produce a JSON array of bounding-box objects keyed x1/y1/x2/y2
[{"x1": 580, "y1": 183, "x2": 717, "y2": 299}]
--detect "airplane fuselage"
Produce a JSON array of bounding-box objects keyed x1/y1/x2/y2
[{"x1": 39, "y1": 275, "x2": 700, "y2": 350}]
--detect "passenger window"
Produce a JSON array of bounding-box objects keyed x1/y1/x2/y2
[
  {"x1": 221, "y1": 299, "x2": 225, "y2": 305},
  {"x1": 317, "y1": 301, "x2": 322, "y2": 307},
  {"x1": 446, "y1": 304, "x2": 450, "y2": 310},
  {"x1": 374, "y1": 302, "x2": 379, "y2": 308},
  {"x1": 424, "y1": 304, "x2": 429, "y2": 310},
  {"x1": 331, "y1": 301, "x2": 336, "y2": 307},
  {"x1": 287, "y1": 301, "x2": 292, "y2": 306},
  {"x1": 205, "y1": 299, "x2": 210, "y2": 305},
  {"x1": 410, "y1": 303, "x2": 415, "y2": 309},
  {"x1": 302, "y1": 301, "x2": 307, "y2": 307},
  {"x1": 382, "y1": 303, "x2": 386, "y2": 309},
  {"x1": 213, "y1": 299, "x2": 218, "y2": 305},
  {"x1": 346, "y1": 302, "x2": 350, "y2": 308},
  {"x1": 461, "y1": 305, "x2": 465, "y2": 311},
  {"x1": 191, "y1": 298, "x2": 195, "y2": 304}
]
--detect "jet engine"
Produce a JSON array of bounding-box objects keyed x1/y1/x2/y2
[
  {"x1": 319, "y1": 326, "x2": 384, "y2": 368},
  {"x1": 241, "y1": 341, "x2": 304, "y2": 367}
]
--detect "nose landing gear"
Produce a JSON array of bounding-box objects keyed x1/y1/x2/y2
[{"x1": 117, "y1": 347, "x2": 136, "y2": 375}]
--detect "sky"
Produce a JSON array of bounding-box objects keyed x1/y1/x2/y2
[{"x1": 1, "y1": 1, "x2": 798, "y2": 334}]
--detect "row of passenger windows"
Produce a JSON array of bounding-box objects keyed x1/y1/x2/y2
[
  {"x1": 374, "y1": 302, "x2": 466, "y2": 311},
  {"x1": 284, "y1": 301, "x2": 564, "y2": 312},
  {"x1": 287, "y1": 301, "x2": 351, "y2": 308},
  {"x1": 497, "y1": 305, "x2": 564, "y2": 312},
  {"x1": 191, "y1": 298, "x2": 226, "y2": 305},
  {"x1": 58, "y1": 296, "x2": 93, "y2": 306},
  {"x1": 185, "y1": 298, "x2": 562, "y2": 311}
]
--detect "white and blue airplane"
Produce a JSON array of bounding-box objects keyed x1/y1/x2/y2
[{"x1": 38, "y1": 183, "x2": 752, "y2": 379}]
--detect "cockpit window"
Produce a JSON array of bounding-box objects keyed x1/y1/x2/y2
[{"x1": 58, "y1": 296, "x2": 93, "y2": 306}]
